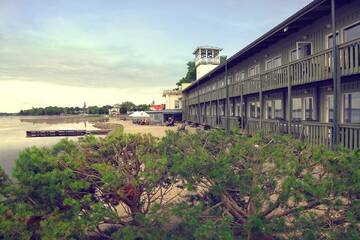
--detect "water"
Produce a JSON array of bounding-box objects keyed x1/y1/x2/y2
[{"x1": 0, "y1": 116, "x2": 100, "y2": 175}]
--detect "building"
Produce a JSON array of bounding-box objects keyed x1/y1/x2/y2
[
  {"x1": 194, "y1": 46, "x2": 223, "y2": 80},
  {"x1": 149, "y1": 103, "x2": 165, "y2": 111},
  {"x1": 163, "y1": 90, "x2": 182, "y2": 109},
  {"x1": 182, "y1": 0, "x2": 360, "y2": 150},
  {"x1": 108, "y1": 104, "x2": 121, "y2": 115}
]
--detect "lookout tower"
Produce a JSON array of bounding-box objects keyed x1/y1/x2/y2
[{"x1": 193, "y1": 46, "x2": 222, "y2": 80}]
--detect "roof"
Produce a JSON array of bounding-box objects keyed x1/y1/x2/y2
[
  {"x1": 183, "y1": 0, "x2": 351, "y2": 92},
  {"x1": 193, "y1": 46, "x2": 223, "y2": 54},
  {"x1": 162, "y1": 89, "x2": 181, "y2": 97}
]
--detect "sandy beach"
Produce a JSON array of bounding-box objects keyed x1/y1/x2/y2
[{"x1": 109, "y1": 118, "x2": 196, "y2": 138}]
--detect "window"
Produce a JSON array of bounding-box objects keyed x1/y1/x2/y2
[
  {"x1": 248, "y1": 64, "x2": 260, "y2": 77},
  {"x1": 174, "y1": 100, "x2": 180, "y2": 109},
  {"x1": 249, "y1": 101, "x2": 260, "y2": 119},
  {"x1": 265, "y1": 56, "x2": 282, "y2": 70},
  {"x1": 235, "y1": 100, "x2": 241, "y2": 116},
  {"x1": 297, "y1": 42, "x2": 312, "y2": 59},
  {"x1": 201, "y1": 49, "x2": 206, "y2": 59},
  {"x1": 220, "y1": 102, "x2": 225, "y2": 116},
  {"x1": 326, "y1": 32, "x2": 339, "y2": 49},
  {"x1": 289, "y1": 49, "x2": 297, "y2": 62},
  {"x1": 240, "y1": 72, "x2": 245, "y2": 80},
  {"x1": 292, "y1": 98, "x2": 303, "y2": 121},
  {"x1": 304, "y1": 97, "x2": 315, "y2": 121},
  {"x1": 344, "y1": 92, "x2": 360, "y2": 123},
  {"x1": 344, "y1": 22, "x2": 360, "y2": 42},
  {"x1": 292, "y1": 96, "x2": 315, "y2": 121},
  {"x1": 265, "y1": 99, "x2": 283, "y2": 120},
  {"x1": 207, "y1": 49, "x2": 213, "y2": 58},
  {"x1": 326, "y1": 95, "x2": 334, "y2": 123}
]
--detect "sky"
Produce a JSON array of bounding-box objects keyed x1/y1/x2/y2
[{"x1": 0, "y1": 0, "x2": 312, "y2": 112}]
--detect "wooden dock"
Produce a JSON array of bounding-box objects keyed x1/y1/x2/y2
[{"x1": 26, "y1": 129, "x2": 111, "y2": 138}]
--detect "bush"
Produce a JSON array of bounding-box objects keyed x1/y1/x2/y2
[{"x1": 0, "y1": 129, "x2": 359, "y2": 239}]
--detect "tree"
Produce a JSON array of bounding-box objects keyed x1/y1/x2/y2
[
  {"x1": 1, "y1": 129, "x2": 359, "y2": 239},
  {"x1": 119, "y1": 101, "x2": 136, "y2": 114},
  {"x1": 176, "y1": 61, "x2": 196, "y2": 86},
  {"x1": 163, "y1": 130, "x2": 360, "y2": 239},
  {"x1": 220, "y1": 55, "x2": 227, "y2": 64},
  {"x1": 134, "y1": 104, "x2": 150, "y2": 111},
  {"x1": 176, "y1": 56, "x2": 228, "y2": 86},
  {"x1": 0, "y1": 128, "x2": 178, "y2": 239}
]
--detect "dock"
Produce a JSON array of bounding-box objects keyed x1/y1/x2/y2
[{"x1": 26, "y1": 129, "x2": 111, "y2": 138}]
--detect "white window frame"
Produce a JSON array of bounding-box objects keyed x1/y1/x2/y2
[
  {"x1": 291, "y1": 96, "x2": 316, "y2": 121},
  {"x1": 248, "y1": 64, "x2": 260, "y2": 77},
  {"x1": 265, "y1": 55, "x2": 282, "y2": 71},
  {"x1": 325, "y1": 31, "x2": 340, "y2": 49},
  {"x1": 296, "y1": 41, "x2": 313, "y2": 60},
  {"x1": 248, "y1": 101, "x2": 260, "y2": 119},
  {"x1": 289, "y1": 48, "x2": 297, "y2": 62},
  {"x1": 343, "y1": 91, "x2": 360, "y2": 124},
  {"x1": 239, "y1": 71, "x2": 246, "y2": 81},
  {"x1": 342, "y1": 20, "x2": 360, "y2": 43},
  {"x1": 325, "y1": 94, "x2": 334, "y2": 123}
]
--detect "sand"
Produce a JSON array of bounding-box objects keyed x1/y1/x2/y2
[{"x1": 109, "y1": 118, "x2": 196, "y2": 138}]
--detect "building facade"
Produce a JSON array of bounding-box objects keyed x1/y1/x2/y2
[
  {"x1": 182, "y1": 0, "x2": 360, "y2": 149},
  {"x1": 163, "y1": 90, "x2": 182, "y2": 110}
]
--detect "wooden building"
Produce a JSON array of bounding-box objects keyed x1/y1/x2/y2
[{"x1": 182, "y1": 0, "x2": 360, "y2": 149}]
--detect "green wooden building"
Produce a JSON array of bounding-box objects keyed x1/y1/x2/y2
[{"x1": 182, "y1": 0, "x2": 360, "y2": 149}]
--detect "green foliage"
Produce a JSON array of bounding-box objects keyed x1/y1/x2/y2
[
  {"x1": 19, "y1": 105, "x2": 110, "y2": 115},
  {"x1": 176, "y1": 56, "x2": 228, "y2": 86},
  {"x1": 1, "y1": 129, "x2": 359, "y2": 239},
  {"x1": 177, "y1": 61, "x2": 196, "y2": 86},
  {"x1": 119, "y1": 101, "x2": 136, "y2": 114}
]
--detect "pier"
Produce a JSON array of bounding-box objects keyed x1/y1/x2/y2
[{"x1": 26, "y1": 129, "x2": 111, "y2": 138}]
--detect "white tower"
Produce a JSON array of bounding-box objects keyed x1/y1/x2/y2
[{"x1": 193, "y1": 46, "x2": 222, "y2": 80}]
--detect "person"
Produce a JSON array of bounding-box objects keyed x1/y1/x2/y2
[{"x1": 166, "y1": 117, "x2": 175, "y2": 126}]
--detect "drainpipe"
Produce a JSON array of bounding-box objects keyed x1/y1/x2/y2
[
  {"x1": 259, "y1": 75, "x2": 263, "y2": 129},
  {"x1": 331, "y1": 0, "x2": 340, "y2": 148},
  {"x1": 287, "y1": 65, "x2": 292, "y2": 134},
  {"x1": 225, "y1": 62, "x2": 230, "y2": 133}
]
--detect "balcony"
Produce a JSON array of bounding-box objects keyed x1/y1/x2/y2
[
  {"x1": 239, "y1": 37, "x2": 360, "y2": 95},
  {"x1": 245, "y1": 119, "x2": 360, "y2": 150},
  {"x1": 195, "y1": 56, "x2": 220, "y2": 66}
]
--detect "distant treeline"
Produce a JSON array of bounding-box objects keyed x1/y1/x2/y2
[
  {"x1": 19, "y1": 105, "x2": 112, "y2": 116},
  {"x1": 0, "y1": 112, "x2": 18, "y2": 116},
  {"x1": 18, "y1": 102, "x2": 151, "y2": 116}
]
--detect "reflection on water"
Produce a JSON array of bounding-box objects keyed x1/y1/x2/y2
[{"x1": 0, "y1": 116, "x2": 101, "y2": 175}]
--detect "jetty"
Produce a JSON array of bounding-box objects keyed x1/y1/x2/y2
[{"x1": 26, "y1": 129, "x2": 111, "y2": 138}]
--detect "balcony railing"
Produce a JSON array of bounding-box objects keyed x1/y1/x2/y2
[{"x1": 188, "y1": 37, "x2": 360, "y2": 100}]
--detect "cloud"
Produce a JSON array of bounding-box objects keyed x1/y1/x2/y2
[{"x1": 0, "y1": 80, "x2": 171, "y2": 112}]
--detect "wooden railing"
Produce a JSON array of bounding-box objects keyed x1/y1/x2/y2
[
  {"x1": 262, "y1": 66, "x2": 289, "y2": 91},
  {"x1": 339, "y1": 38, "x2": 360, "y2": 76},
  {"x1": 302, "y1": 122, "x2": 334, "y2": 149},
  {"x1": 243, "y1": 76, "x2": 260, "y2": 95},
  {"x1": 185, "y1": 38, "x2": 360, "y2": 107},
  {"x1": 186, "y1": 113, "x2": 360, "y2": 150},
  {"x1": 339, "y1": 124, "x2": 360, "y2": 149}
]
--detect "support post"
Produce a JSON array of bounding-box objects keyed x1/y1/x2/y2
[
  {"x1": 331, "y1": 0, "x2": 340, "y2": 147},
  {"x1": 240, "y1": 82, "x2": 244, "y2": 129},
  {"x1": 287, "y1": 65, "x2": 292, "y2": 134},
  {"x1": 259, "y1": 77, "x2": 263, "y2": 129},
  {"x1": 197, "y1": 80, "x2": 201, "y2": 125},
  {"x1": 225, "y1": 62, "x2": 230, "y2": 133}
]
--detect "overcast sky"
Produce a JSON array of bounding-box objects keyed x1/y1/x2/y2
[{"x1": 0, "y1": 0, "x2": 312, "y2": 112}]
